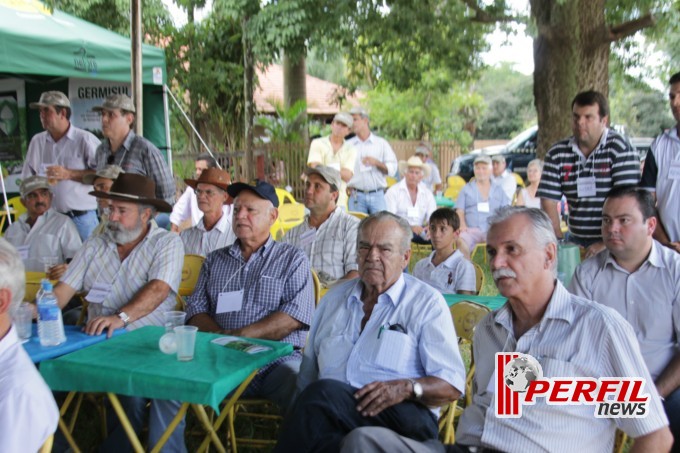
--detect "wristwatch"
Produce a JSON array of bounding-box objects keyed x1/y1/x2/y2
[
  {"x1": 116, "y1": 310, "x2": 130, "y2": 328},
  {"x1": 409, "y1": 379, "x2": 423, "y2": 400}
]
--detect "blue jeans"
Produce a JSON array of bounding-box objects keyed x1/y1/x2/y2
[
  {"x1": 349, "y1": 190, "x2": 386, "y2": 215},
  {"x1": 67, "y1": 209, "x2": 98, "y2": 241},
  {"x1": 663, "y1": 387, "x2": 680, "y2": 452}
]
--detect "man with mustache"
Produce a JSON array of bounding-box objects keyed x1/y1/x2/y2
[
  {"x1": 274, "y1": 211, "x2": 465, "y2": 452},
  {"x1": 641, "y1": 71, "x2": 680, "y2": 254},
  {"x1": 570, "y1": 186, "x2": 680, "y2": 450},
  {"x1": 338, "y1": 206, "x2": 671, "y2": 452},
  {"x1": 5, "y1": 176, "x2": 81, "y2": 280},
  {"x1": 537, "y1": 90, "x2": 640, "y2": 258},
  {"x1": 52, "y1": 173, "x2": 185, "y2": 452}
]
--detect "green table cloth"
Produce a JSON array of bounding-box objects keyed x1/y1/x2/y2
[
  {"x1": 435, "y1": 195, "x2": 455, "y2": 208},
  {"x1": 443, "y1": 293, "x2": 507, "y2": 311},
  {"x1": 40, "y1": 326, "x2": 294, "y2": 411}
]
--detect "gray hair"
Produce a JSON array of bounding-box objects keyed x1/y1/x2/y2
[
  {"x1": 527, "y1": 159, "x2": 544, "y2": 171},
  {"x1": 487, "y1": 206, "x2": 557, "y2": 274},
  {"x1": 0, "y1": 238, "x2": 25, "y2": 309},
  {"x1": 136, "y1": 203, "x2": 157, "y2": 220},
  {"x1": 358, "y1": 211, "x2": 412, "y2": 253}
]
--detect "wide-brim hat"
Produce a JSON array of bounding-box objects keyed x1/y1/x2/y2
[
  {"x1": 227, "y1": 181, "x2": 279, "y2": 208},
  {"x1": 89, "y1": 173, "x2": 171, "y2": 212},
  {"x1": 82, "y1": 165, "x2": 125, "y2": 185},
  {"x1": 398, "y1": 156, "x2": 431, "y2": 179},
  {"x1": 184, "y1": 168, "x2": 231, "y2": 191}
]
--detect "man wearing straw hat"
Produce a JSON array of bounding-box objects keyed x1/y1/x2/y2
[
  {"x1": 414, "y1": 141, "x2": 442, "y2": 193},
  {"x1": 22, "y1": 90, "x2": 101, "y2": 241},
  {"x1": 52, "y1": 173, "x2": 185, "y2": 452},
  {"x1": 385, "y1": 156, "x2": 437, "y2": 244},
  {"x1": 180, "y1": 167, "x2": 236, "y2": 256}
]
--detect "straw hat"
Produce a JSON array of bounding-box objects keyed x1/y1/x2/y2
[{"x1": 398, "y1": 156, "x2": 431, "y2": 179}]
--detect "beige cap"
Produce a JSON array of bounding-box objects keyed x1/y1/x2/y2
[
  {"x1": 29, "y1": 91, "x2": 70, "y2": 109},
  {"x1": 304, "y1": 166, "x2": 342, "y2": 191},
  {"x1": 333, "y1": 112, "x2": 353, "y2": 128},
  {"x1": 492, "y1": 155, "x2": 506, "y2": 163},
  {"x1": 473, "y1": 155, "x2": 492, "y2": 166},
  {"x1": 349, "y1": 106, "x2": 369, "y2": 119},
  {"x1": 82, "y1": 165, "x2": 125, "y2": 185},
  {"x1": 20, "y1": 176, "x2": 51, "y2": 198},
  {"x1": 92, "y1": 94, "x2": 136, "y2": 113}
]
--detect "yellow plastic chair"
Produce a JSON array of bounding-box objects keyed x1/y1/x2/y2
[
  {"x1": 176, "y1": 254, "x2": 205, "y2": 310},
  {"x1": 348, "y1": 211, "x2": 368, "y2": 220},
  {"x1": 439, "y1": 301, "x2": 491, "y2": 444},
  {"x1": 25, "y1": 271, "x2": 52, "y2": 302},
  {"x1": 1, "y1": 196, "x2": 26, "y2": 234},
  {"x1": 444, "y1": 175, "x2": 465, "y2": 203},
  {"x1": 311, "y1": 269, "x2": 321, "y2": 307},
  {"x1": 386, "y1": 176, "x2": 397, "y2": 188},
  {"x1": 473, "y1": 262, "x2": 484, "y2": 294},
  {"x1": 513, "y1": 172, "x2": 525, "y2": 188},
  {"x1": 39, "y1": 434, "x2": 54, "y2": 453},
  {"x1": 408, "y1": 243, "x2": 432, "y2": 273},
  {"x1": 472, "y1": 242, "x2": 487, "y2": 264},
  {"x1": 271, "y1": 203, "x2": 305, "y2": 240},
  {"x1": 275, "y1": 187, "x2": 296, "y2": 205}
]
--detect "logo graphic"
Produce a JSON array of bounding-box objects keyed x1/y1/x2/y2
[
  {"x1": 495, "y1": 353, "x2": 649, "y2": 419},
  {"x1": 73, "y1": 47, "x2": 98, "y2": 75}
]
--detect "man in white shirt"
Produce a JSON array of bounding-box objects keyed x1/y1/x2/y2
[
  {"x1": 307, "y1": 112, "x2": 357, "y2": 210},
  {"x1": 180, "y1": 168, "x2": 236, "y2": 256},
  {"x1": 282, "y1": 166, "x2": 359, "y2": 286},
  {"x1": 347, "y1": 106, "x2": 398, "y2": 215},
  {"x1": 570, "y1": 185, "x2": 680, "y2": 447},
  {"x1": 491, "y1": 154, "x2": 517, "y2": 202},
  {"x1": 4, "y1": 176, "x2": 81, "y2": 279},
  {"x1": 22, "y1": 91, "x2": 101, "y2": 241},
  {"x1": 0, "y1": 238, "x2": 59, "y2": 453}
]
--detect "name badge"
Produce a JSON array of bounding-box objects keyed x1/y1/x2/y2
[
  {"x1": 407, "y1": 206, "x2": 420, "y2": 220},
  {"x1": 577, "y1": 176, "x2": 597, "y2": 198},
  {"x1": 16, "y1": 245, "x2": 29, "y2": 261},
  {"x1": 86, "y1": 282, "x2": 113, "y2": 304},
  {"x1": 299, "y1": 228, "x2": 316, "y2": 247},
  {"x1": 39, "y1": 162, "x2": 56, "y2": 176},
  {"x1": 327, "y1": 162, "x2": 341, "y2": 171},
  {"x1": 669, "y1": 162, "x2": 680, "y2": 180},
  {"x1": 217, "y1": 290, "x2": 244, "y2": 313},
  {"x1": 477, "y1": 202, "x2": 490, "y2": 213}
]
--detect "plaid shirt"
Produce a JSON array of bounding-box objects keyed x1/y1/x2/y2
[
  {"x1": 95, "y1": 130, "x2": 176, "y2": 205},
  {"x1": 281, "y1": 207, "x2": 359, "y2": 281}
]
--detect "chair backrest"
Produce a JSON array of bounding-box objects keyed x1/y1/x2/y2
[
  {"x1": 348, "y1": 211, "x2": 368, "y2": 220},
  {"x1": 311, "y1": 269, "x2": 321, "y2": 306},
  {"x1": 443, "y1": 185, "x2": 461, "y2": 202},
  {"x1": 473, "y1": 262, "x2": 484, "y2": 294},
  {"x1": 512, "y1": 172, "x2": 525, "y2": 188},
  {"x1": 449, "y1": 300, "x2": 491, "y2": 343},
  {"x1": 275, "y1": 187, "x2": 296, "y2": 205},
  {"x1": 447, "y1": 175, "x2": 466, "y2": 190},
  {"x1": 386, "y1": 176, "x2": 397, "y2": 188},
  {"x1": 5, "y1": 195, "x2": 26, "y2": 219},
  {"x1": 278, "y1": 203, "x2": 305, "y2": 223},
  {"x1": 25, "y1": 271, "x2": 49, "y2": 302},
  {"x1": 179, "y1": 254, "x2": 205, "y2": 297}
]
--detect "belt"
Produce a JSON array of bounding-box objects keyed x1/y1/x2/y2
[
  {"x1": 63, "y1": 209, "x2": 94, "y2": 218},
  {"x1": 351, "y1": 188, "x2": 385, "y2": 194}
]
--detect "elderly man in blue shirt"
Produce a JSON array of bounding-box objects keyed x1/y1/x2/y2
[{"x1": 274, "y1": 211, "x2": 465, "y2": 452}]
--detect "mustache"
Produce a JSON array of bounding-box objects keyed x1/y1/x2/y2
[
  {"x1": 492, "y1": 268, "x2": 517, "y2": 281},
  {"x1": 34, "y1": 203, "x2": 46, "y2": 208}
]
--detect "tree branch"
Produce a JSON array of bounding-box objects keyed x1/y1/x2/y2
[
  {"x1": 606, "y1": 13, "x2": 655, "y2": 43},
  {"x1": 459, "y1": 0, "x2": 516, "y2": 24}
]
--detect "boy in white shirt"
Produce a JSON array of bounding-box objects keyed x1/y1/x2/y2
[{"x1": 413, "y1": 208, "x2": 476, "y2": 294}]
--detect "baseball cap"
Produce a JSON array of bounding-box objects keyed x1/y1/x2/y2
[
  {"x1": 473, "y1": 155, "x2": 492, "y2": 166},
  {"x1": 333, "y1": 112, "x2": 353, "y2": 128},
  {"x1": 20, "y1": 176, "x2": 51, "y2": 198},
  {"x1": 82, "y1": 165, "x2": 125, "y2": 185},
  {"x1": 92, "y1": 94, "x2": 136, "y2": 113},
  {"x1": 349, "y1": 106, "x2": 369, "y2": 119},
  {"x1": 29, "y1": 91, "x2": 70, "y2": 109},
  {"x1": 492, "y1": 155, "x2": 506, "y2": 163},
  {"x1": 304, "y1": 166, "x2": 342, "y2": 192},
  {"x1": 227, "y1": 181, "x2": 279, "y2": 208}
]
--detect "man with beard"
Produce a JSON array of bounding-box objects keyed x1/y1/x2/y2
[{"x1": 52, "y1": 173, "x2": 184, "y2": 452}]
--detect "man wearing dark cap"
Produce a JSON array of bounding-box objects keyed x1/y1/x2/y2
[
  {"x1": 21, "y1": 90, "x2": 101, "y2": 241},
  {"x1": 82, "y1": 164, "x2": 124, "y2": 236},
  {"x1": 282, "y1": 166, "x2": 359, "y2": 286},
  {"x1": 180, "y1": 168, "x2": 236, "y2": 256},
  {"x1": 186, "y1": 180, "x2": 314, "y2": 411},
  {"x1": 307, "y1": 112, "x2": 357, "y2": 209},
  {"x1": 92, "y1": 94, "x2": 175, "y2": 216},
  {"x1": 52, "y1": 173, "x2": 185, "y2": 452}
]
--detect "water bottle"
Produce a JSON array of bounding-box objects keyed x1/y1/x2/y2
[{"x1": 37, "y1": 279, "x2": 66, "y2": 346}]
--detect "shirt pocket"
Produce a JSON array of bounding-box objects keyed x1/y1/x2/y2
[
  {"x1": 373, "y1": 329, "x2": 417, "y2": 373},
  {"x1": 539, "y1": 357, "x2": 592, "y2": 379},
  {"x1": 318, "y1": 334, "x2": 354, "y2": 375},
  {"x1": 253, "y1": 277, "x2": 284, "y2": 313}
]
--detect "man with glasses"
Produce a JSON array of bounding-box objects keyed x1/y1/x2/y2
[{"x1": 22, "y1": 91, "x2": 101, "y2": 240}]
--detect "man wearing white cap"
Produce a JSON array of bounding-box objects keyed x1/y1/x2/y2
[
  {"x1": 347, "y1": 106, "x2": 398, "y2": 214},
  {"x1": 415, "y1": 142, "x2": 442, "y2": 193},
  {"x1": 385, "y1": 156, "x2": 437, "y2": 243},
  {"x1": 491, "y1": 154, "x2": 518, "y2": 201},
  {"x1": 21, "y1": 90, "x2": 101, "y2": 241},
  {"x1": 307, "y1": 112, "x2": 357, "y2": 209}
]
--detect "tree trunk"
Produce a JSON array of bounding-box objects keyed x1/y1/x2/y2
[
  {"x1": 530, "y1": 0, "x2": 609, "y2": 158},
  {"x1": 243, "y1": 17, "x2": 255, "y2": 183},
  {"x1": 283, "y1": 52, "x2": 308, "y2": 143}
]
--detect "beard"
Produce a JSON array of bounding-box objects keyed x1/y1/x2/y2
[{"x1": 106, "y1": 218, "x2": 145, "y2": 245}]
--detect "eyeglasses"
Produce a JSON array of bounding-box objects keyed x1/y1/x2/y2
[{"x1": 195, "y1": 188, "x2": 223, "y2": 198}]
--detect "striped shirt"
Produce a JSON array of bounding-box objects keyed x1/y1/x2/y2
[
  {"x1": 297, "y1": 274, "x2": 466, "y2": 416},
  {"x1": 180, "y1": 212, "x2": 236, "y2": 257},
  {"x1": 22, "y1": 125, "x2": 100, "y2": 212},
  {"x1": 413, "y1": 250, "x2": 476, "y2": 294},
  {"x1": 640, "y1": 127, "x2": 680, "y2": 242},
  {"x1": 281, "y1": 207, "x2": 359, "y2": 282},
  {"x1": 61, "y1": 222, "x2": 183, "y2": 329},
  {"x1": 456, "y1": 282, "x2": 668, "y2": 452},
  {"x1": 347, "y1": 133, "x2": 398, "y2": 191},
  {"x1": 537, "y1": 129, "x2": 640, "y2": 239},
  {"x1": 569, "y1": 240, "x2": 680, "y2": 380},
  {"x1": 5, "y1": 209, "x2": 82, "y2": 272},
  {"x1": 95, "y1": 130, "x2": 176, "y2": 205}
]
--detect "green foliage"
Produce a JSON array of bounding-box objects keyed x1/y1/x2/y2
[{"x1": 256, "y1": 99, "x2": 308, "y2": 143}]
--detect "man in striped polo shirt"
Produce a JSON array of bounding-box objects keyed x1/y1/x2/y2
[{"x1": 537, "y1": 90, "x2": 640, "y2": 258}]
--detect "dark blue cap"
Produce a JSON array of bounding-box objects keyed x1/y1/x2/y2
[{"x1": 227, "y1": 181, "x2": 279, "y2": 208}]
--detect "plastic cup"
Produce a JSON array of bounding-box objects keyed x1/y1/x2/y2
[
  {"x1": 174, "y1": 326, "x2": 198, "y2": 361},
  {"x1": 41, "y1": 256, "x2": 58, "y2": 274},
  {"x1": 163, "y1": 311, "x2": 186, "y2": 333},
  {"x1": 12, "y1": 302, "x2": 33, "y2": 341}
]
